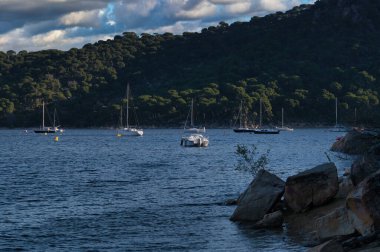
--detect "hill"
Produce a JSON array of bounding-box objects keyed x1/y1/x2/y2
[{"x1": 0, "y1": 0, "x2": 379, "y2": 127}]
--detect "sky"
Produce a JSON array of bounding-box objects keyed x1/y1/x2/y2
[{"x1": 0, "y1": 0, "x2": 315, "y2": 52}]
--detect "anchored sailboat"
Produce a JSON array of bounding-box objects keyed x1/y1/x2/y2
[
  {"x1": 253, "y1": 99, "x2": 280, "y2": 134},
  {"x1": 123, "y1": 84, "x2": 143, "y2": 136},
  {"x1": 181, "y1": 98, "x2": 208, "y2": 147},
  {"x1": 276, "y1": 107, "x2": 293, "y2": 131},
  {"x1": 34, "y1": 101, "x2": 59, "y2": 134},
  {"x1": 183, "y1": 98, "x2": 206, "y2": 133},
  {"x1": 330, "y1": 98, "x2": 349, "y2": 132},
  {"x1": 233, "y1": 100, "x2": 256, "y2": 133}
]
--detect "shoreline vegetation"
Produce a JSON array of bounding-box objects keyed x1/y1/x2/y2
[
  {"x1": 1, "y1": 0, "x2": 380, "y2": 128},
  {"x1": 228, "y1": 128, "x2": 380, "y2": 251}
]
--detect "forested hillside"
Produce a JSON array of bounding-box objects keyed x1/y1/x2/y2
[{"x1": 1, "y1": 0, "x2": 380, "y2": 128}]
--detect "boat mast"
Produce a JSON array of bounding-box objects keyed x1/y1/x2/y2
[
  {"x1": 259, "y1": 98, "x2": 262, "y2": 127},
  {"x1": 335, "y1": 97, "x2": 338, "y2": 126},
  {"x1": 126, "y1": 84, "x2": 129, "y2": 129},
  {"x1": 281, "y1": 107, "x2": 284, "y2": 128},
  {"x1": 190, "y1": 98, "x2": 194, "y2": 127},
  {"x1": 120, "y1": 105, "x2": 123, "y2": 128},
  {"x1": 239, "y1": 100, "x2": 243, "y2": 128},
  {"x1": 42, "y1": 100, "x2": 45, "y2": 129},
  {"x1": 53, "y1": 108, "x2": 56, "y2": 128}
]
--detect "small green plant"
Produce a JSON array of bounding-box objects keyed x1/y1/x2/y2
[{"x1": 235, "y1": 144, "x2": 270, "y2": 176}]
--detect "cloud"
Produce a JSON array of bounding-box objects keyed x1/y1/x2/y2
[{"x1": 0, "y1": 0, "x2": 315, "y2": 52}]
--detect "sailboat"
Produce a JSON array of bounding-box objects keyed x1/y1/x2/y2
[
  {"x1": 183, "y1": 98, "x2": 206, "y2": 133},
  {"x1": 253, "y1": 99, "x2": 280, "y2": 134},
  {"x1": 330, "y1": 98, "x2": 349, "y2": 132},
  {"x1": 181, "y1": 98, "x2": 208, "y2": 147},
  {"x1": 34, "y1": 101, "x2": 59, "y2": 134},
  {"x1": 233, "y1": 100, "x2": 256, "y2": 133},
  {"x1": 275, "y1": 108, "x2": 294, "y2": 131},
  {"x1": 123, "y1": 84, "x2": 143, "y2": 136}
]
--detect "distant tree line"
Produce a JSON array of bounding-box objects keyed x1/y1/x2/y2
[{"x1": 0, "y1": 1, "x2": 379, "y2": 127}]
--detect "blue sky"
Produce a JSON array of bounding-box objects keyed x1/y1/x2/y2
[{"x1": 0, "y1": 0, "x2": 315, "y2": 52}]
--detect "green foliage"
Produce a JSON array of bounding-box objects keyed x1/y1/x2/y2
[
  {"x1": 235, "y1": 144, "x2": 270, "y2": 177},
  {"x1": 0, "y1": 1, "x2": 380, "y2": 127}
]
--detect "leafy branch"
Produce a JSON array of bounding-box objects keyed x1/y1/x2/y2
[{"x1": 235, "y1": 144, "x2": 270, "y2": 177}]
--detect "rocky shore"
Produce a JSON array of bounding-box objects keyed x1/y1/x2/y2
[{"x1": 229, "y1": 128, "x2": 380, "y2": 251}]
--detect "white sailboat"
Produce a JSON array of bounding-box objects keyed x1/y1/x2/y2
[
  {"x1": 181, "y1": 98, "x2": 208, "y2": 147},
  {"x1": 276, "y1": 107, "x2": 293, "y2": 131},
  {"x1": 183, "y1": 98, "x2": 206, "y2": 133},
  {"x1": 253, "y1": 99, "x2": 280, "y2": 134},
  {"x1": 123, "y1": 84, "x2": 143, "y2": 136},
  {"x1": 34, "y1": 101, "x2": 59, "y2": 134},
  {"x1": 330, "y1": 98, "x2": 349, "y2": 132}
]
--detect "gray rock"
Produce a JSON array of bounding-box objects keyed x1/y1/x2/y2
[
  {"x1": 347, "y1": 171, "x2": 380, "y2": 236},
  {"x1": 307, "y1": 240, "x2": 343, "y2": 252},
  {"x1": 315, "y1": 207, "x2": 355, "y2": 240},
  {"x1": 230, "y1": 170, "x2": 285, "y2": 222},
  {"x1": 351, "y1": 153, "x2": 380, "y2": 186},
  {"x1": 254, "y1": 210, "x2": 283, "y2": 228},
  {"x1": 284, "y1": 163, "x2": 338, "y2": 213},
  {"x1": 331, "y1": 129, "x2": 380, "y2": 155},
  {"x1": 336, "y1": 176, "x2": 354, "y2": 199}
]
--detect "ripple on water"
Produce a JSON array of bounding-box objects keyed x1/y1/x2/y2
[{"x1": 0, "y1": 129, "x2": 353, "y2": 251}]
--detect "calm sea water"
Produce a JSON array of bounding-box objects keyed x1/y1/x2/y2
[{"x1": 0, "y1": 129, "x2": 352, "y2": 251}]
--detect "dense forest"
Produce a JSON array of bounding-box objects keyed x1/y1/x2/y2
[{"x1": 1, "y1": 0, "x2": 380, "y2": 128}]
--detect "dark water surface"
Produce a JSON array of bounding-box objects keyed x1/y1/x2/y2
[{"x1": 0, "y1": 129, "x2": 352, "y2": 251}]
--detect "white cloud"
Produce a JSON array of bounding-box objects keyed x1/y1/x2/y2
[
  {"x1": 176, "y1": 1, "x2": 217, "y2": 19},
  {"x1": 0, "y1": 0, "x2": 315, "y2": 51},
  {"x1": 225, "y1": 1, "x2": 252, "y2": 14},
  {"x1": 60, "y1": 10, "x2": 102, "y2": 27},
  {"x1": 259, "y1": 0, "x2": 291, "y2": 12}
]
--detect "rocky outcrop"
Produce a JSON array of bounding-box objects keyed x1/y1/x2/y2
[
  {"x1": 284, "y1": 163, "x2": 338, "y2": 213},
  {"x1": 351, "y1": 154, "x2": 380, "y2": 186},
  {"x1": 315, "y1": 207, "x2": 355, "y2": 240},
  {"x1": 347, "y1": 171, "x2": 380, "y2": 236},
  {"x1": 336, "y1": 176, "x2": 354, "y2": 199},
  {"x1": 331, "y1": 129, "x2": 380, "y2": 155},
  {"x1": 230, "y1": 170, "x2": 285, "y2": 222},
  {"x1": 254, "y1": 210, "x2": 283, "y2": 229},
  {"x1": 307, "y1": 240, "x2": 344, "y2": 252}
]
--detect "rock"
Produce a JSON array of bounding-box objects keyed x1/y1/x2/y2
[
  {"x1": 254, "y1": 210, "x2": 283, "y2": 228},
  {"x1": 331, "y1": 129, "x2": 380, "y2": 155},
  {"x1": 315, "y1": 207, "x2": 355, "y2": 240},
  {"x1": 230, "y1": 170, "x2": 285, "y2": 222},
  {"x1": 307, "y1": 240, "x2": 343, "y2": 252},
  {"x1": 351, "y1": 154, "x2": 380, "y2": 186},
  {"x1": 347, "y1": 171, "x2": 380, "y2": 236},
  {"x1": 284, "y1": 163, "x2": 338, "y2": 213},
  {"x1": 336, "y1": 176, "x2": 354, "y2": 199}
]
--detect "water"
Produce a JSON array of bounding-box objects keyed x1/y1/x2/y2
[{"x1": 0, "y1": 129, "x2": 352, "y2": 251}]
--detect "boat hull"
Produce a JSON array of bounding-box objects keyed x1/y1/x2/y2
[
  {"x1": 253, "y1": 129, "x2": 280, "y2": 134},
  {"x1": 34, "y1": 129, "x2": 57, "y2": 134},
  {"x1": 233, "y1": 128, "x2": 256, "y2": 133},
  {"x1": 123, "y1": 128, "x2": 143, "y2": 136},
  {"x1": 180, "y1": 134, "x2": 209, "y2": 147}
]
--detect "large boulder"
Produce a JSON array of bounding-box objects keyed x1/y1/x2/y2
[
  {"x1": 284, "y1": 163, "x2": 338, "y2": 213},
  {"x1": 347, "y1": 171, "x2": 380, "y2": 236},
  {"x1": 315, "y1": 207, "x2": 355, "y2": 240},
  {"x1": 331, "y1": 129, "x2": 380, "y2": 155},
  {"x1": 230, "y1": 170, "x2": 285, "y2": 222},
  {"x1": 307, "y1": 240, "x2": 344, "y2": 252},
  {"x1": 336, "y1": 176, "x2": 354, "y2": 199},
  {"x1": 351, "y1": 154, "x2": 380, "y2": 186},
  {"x1": 254, "y1": 210, "x2": 283, "y2": 228},
  {"x1": 307, "y1": 240, "x2": 343, "y2": 252}
]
